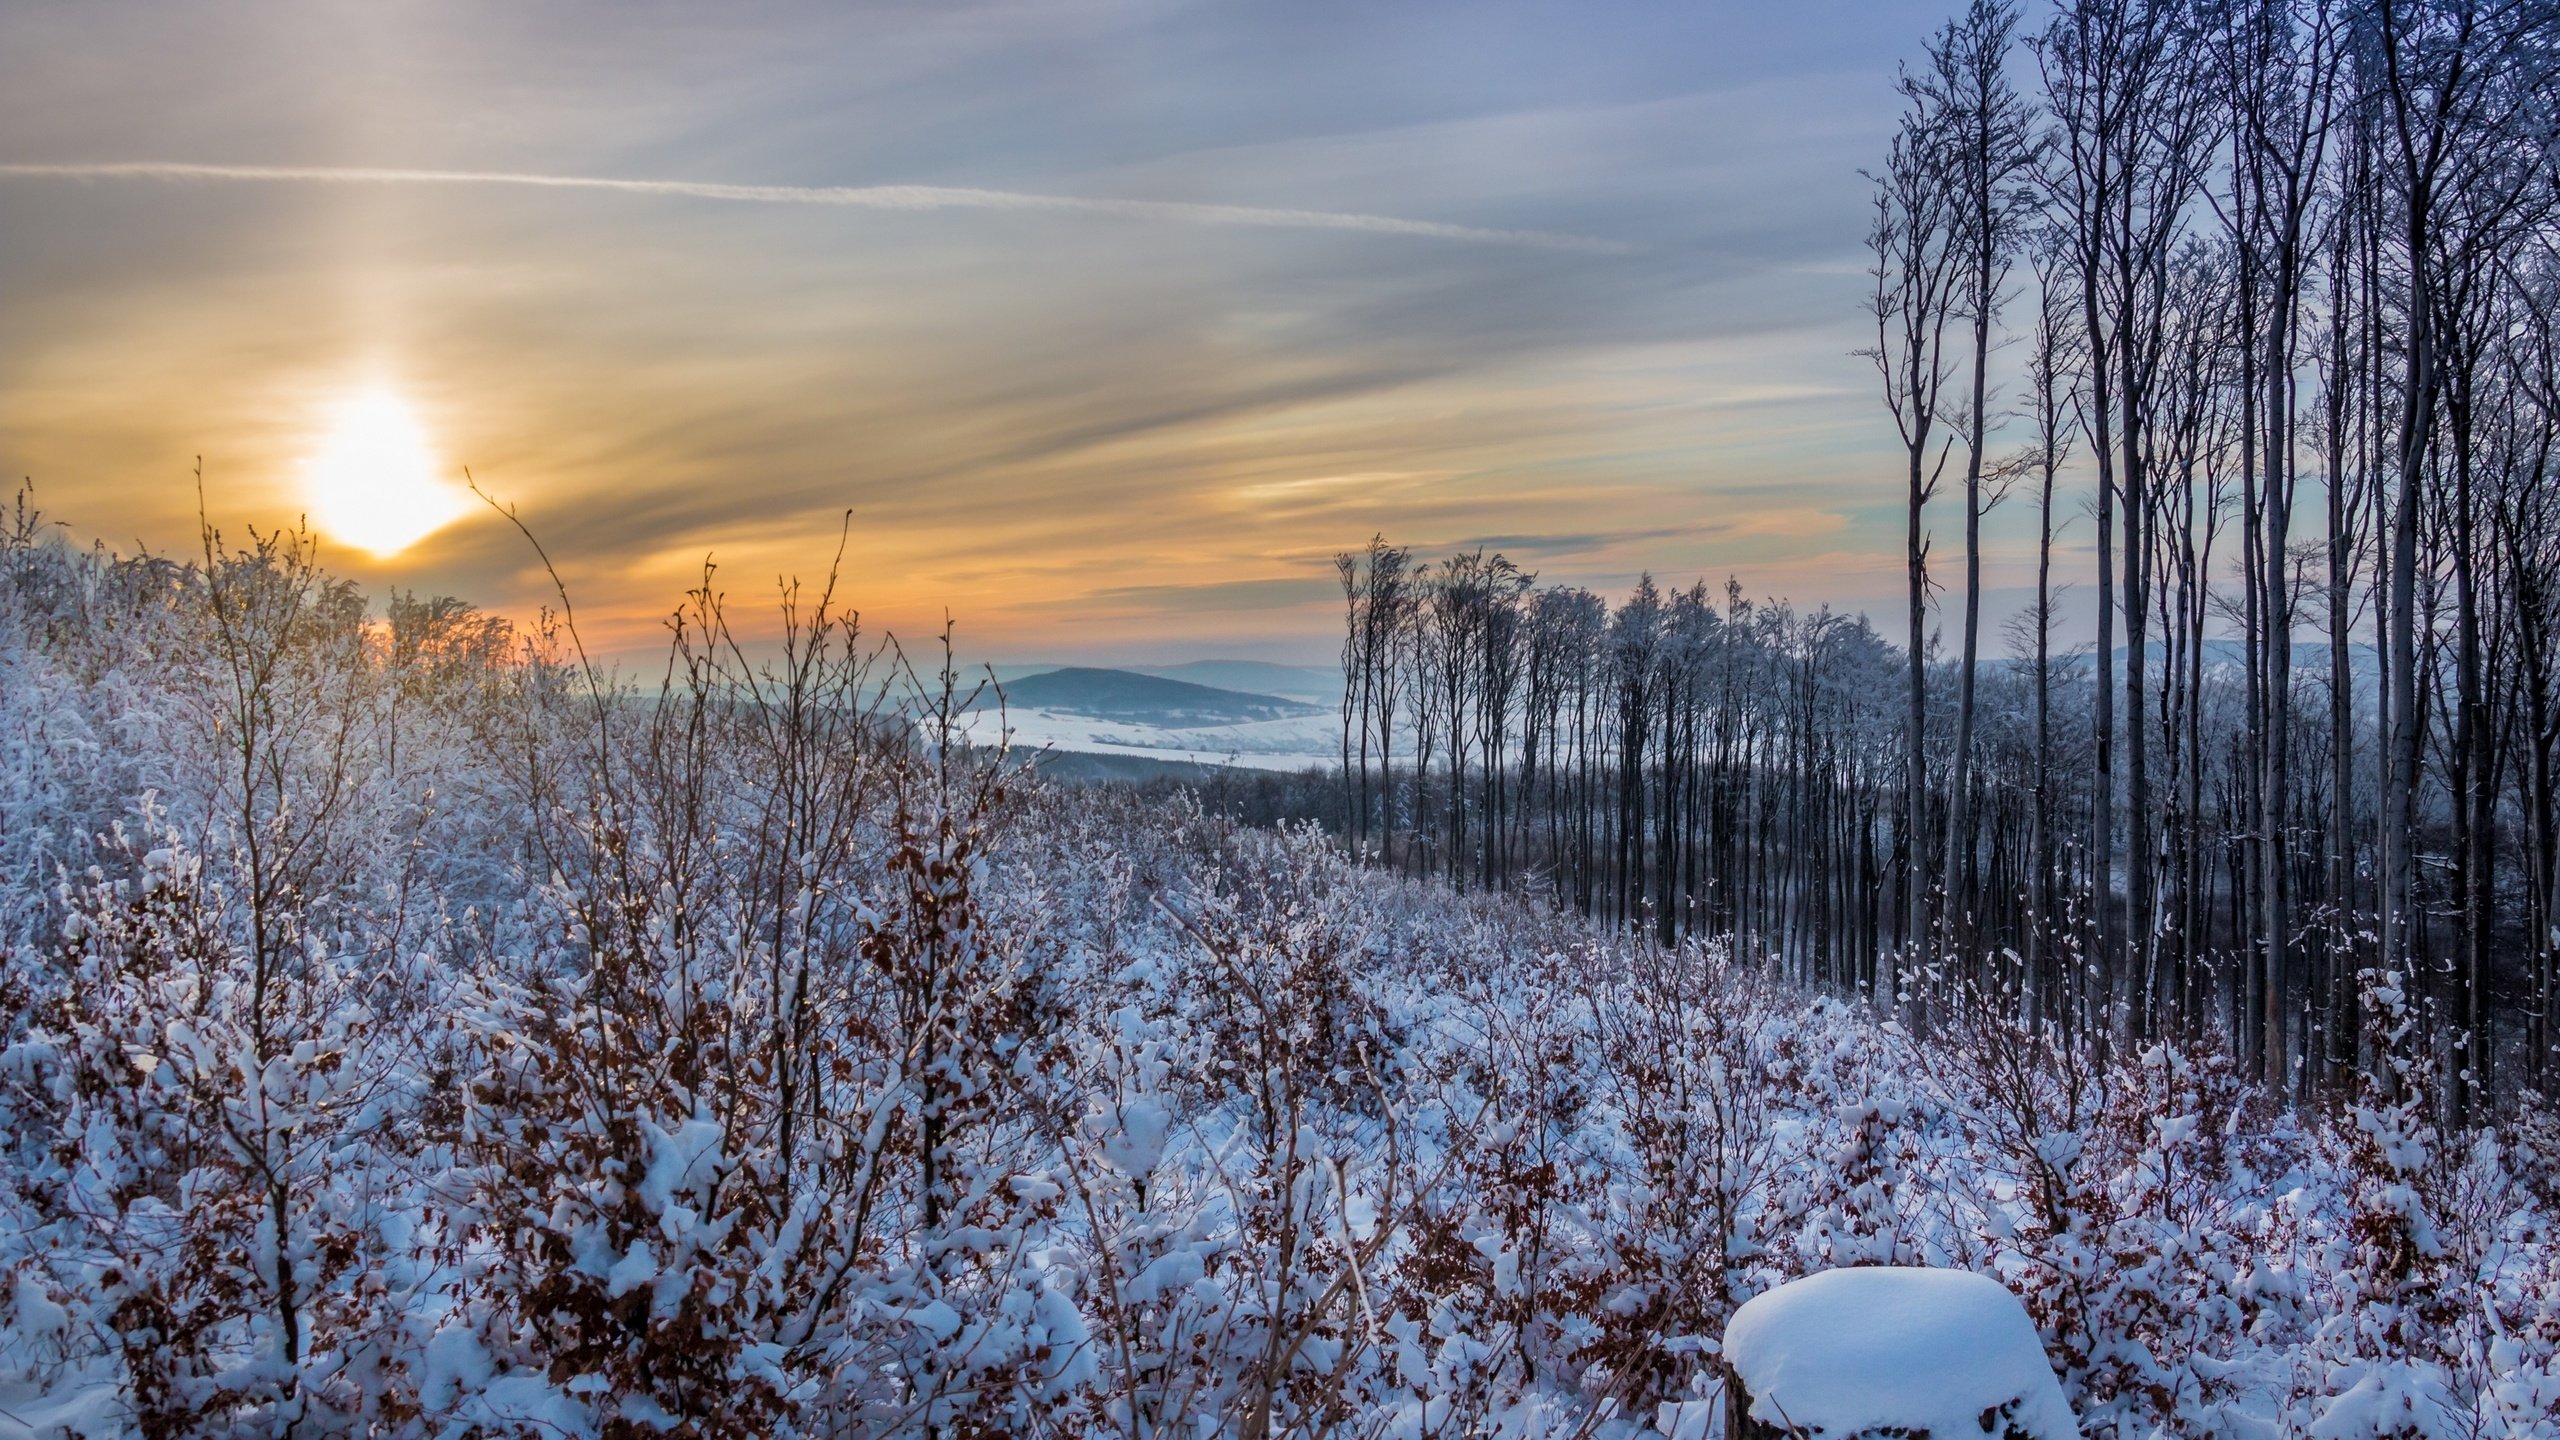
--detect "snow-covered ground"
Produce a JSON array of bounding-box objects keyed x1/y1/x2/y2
[
  {"x1": 3, "y1": 532, "x2": 2557, "y2": 1439},
  {"x1": 956, "y1": 703, "x2": 1340, "y2": 771}
]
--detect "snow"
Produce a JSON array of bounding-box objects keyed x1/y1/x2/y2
[
  {"x1": 0, "y1": 1380, "x2": 127, "y2": 1440},
  {"x1": 1096, "y1": 1094, "x2": 1171, "y2": 1178},
  {"x1": 2, "y1": 527, "x2": 2558, "y2": 1438},
  {"x1": 1723, "y1": 1267, "x2": 2079, "y2": 1440},
  {"x1": 2307, "y1": 1362, "x2": 2469, "y2": 1440},
  {"x1": 971, "y1": 705, "x2": 1338, "y2": 770}
]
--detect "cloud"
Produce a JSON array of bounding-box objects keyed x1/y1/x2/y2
[
  {"x1": 1081, "y1": 575, "x2": 1339, "y2": 614},
  {"x1": 1459, "y1": 526, "x2": 1705, "y2": 558},
  {"x1": 0, "y1": 161, "x2": 1636, "y2": 254},
  {"x1": 0, "y1": 0, "x2": 1980, "y2": 664}
]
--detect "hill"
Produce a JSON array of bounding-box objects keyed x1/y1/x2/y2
[
  {"x1": 1128, "y1": 659, "x2": 1341, "y2": 706},
  {"x1": 987, "y1": 666, "x2": 1325, "y2": 727}
]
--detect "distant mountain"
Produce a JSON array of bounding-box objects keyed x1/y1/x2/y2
[
  {"x1": 986, "y1": 667, "x2": 1326, "y2": 727},
  {"x1": 2110, "y1": 639, "x2": 2379, "y2": 674},
  {"x1": 1128, "y1": 660, "x2": 1341, "y2": 707}
]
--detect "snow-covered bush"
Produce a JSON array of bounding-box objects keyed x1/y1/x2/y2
[
  {"x1": 0, "y1": 514, "x2": 2555, "y2": 1438},
  {"x1": 1937, "y1": 990, "x2": 2276, "y2": 1438},
  {"x1": 1573, "y1": 948, "x2": 1801, "y2": 1416},
  {"x1": 2293, "y1": 971, "x2": 2560, "y2": 1440}
]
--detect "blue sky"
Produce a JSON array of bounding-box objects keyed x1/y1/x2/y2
[{"x1": 0, "y1": 0, "x2": 2046, "y2": 663}]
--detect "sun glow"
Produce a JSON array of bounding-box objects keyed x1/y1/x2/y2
[{"x1": 300, "y1": 387, "x2": 467, "y2": 557}]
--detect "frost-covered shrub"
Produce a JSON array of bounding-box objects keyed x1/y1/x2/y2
[
  {"x1": 1789, "y1": 1010, "x2": 1931, "y2": 1272},
  {"x1": 5, "y1": 824, "x2": 426, "y2": 1437},
  {"x1": 1938, "y1": 992, "x2": 2274, "y2": 1438},
  {"x1": 0, "y1": 514, "x2": 2554, "y2": 1439},
  {"x1": 1572, "y1": 948, "x2": 1802, "y2": 1416},
  {"x1": 1393, "y1": 945, "x2": 1610, "y2": 1425},
  {"x1": 2293, "y1": 972, "x2": 2560, "y2": 1440},
  {"x1": 437, "y1": 942, "x2": 796, "y2": 1437}
]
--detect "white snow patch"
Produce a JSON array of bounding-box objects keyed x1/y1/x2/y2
[
  {"x1": 1098, "y1": 1095, "x2": 1171, "y2": 1179},
  {"x1": 1723, "y1": 1267, "x2": 2078, "y2": 1440},
  {"x1": 0, "y1": 1379, "x2": 127, "y2": 1440}
]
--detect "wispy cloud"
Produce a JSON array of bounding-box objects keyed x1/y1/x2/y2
[
  {"x1": 1082, "y1": 576, "x2": 1339, "y2": 614},
  {"x1": 0, "y1": 0, "x2": 1947, "y2": 662},
  {"x1": 0, "y1": 161, "x2": 1636, "y2": 254}
]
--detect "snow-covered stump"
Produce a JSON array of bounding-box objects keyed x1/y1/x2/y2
[{"x1": 1721, "y1": 1267, "x2": 2078, "y2": 1440}]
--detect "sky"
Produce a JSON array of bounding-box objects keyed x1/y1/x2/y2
[{"x1": 0, "y1": 0, "x2": 2040, "y2": 666}]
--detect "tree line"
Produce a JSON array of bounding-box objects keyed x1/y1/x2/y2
[{"x1": 1337, "y1": 0, "x2": 2560, "y2": 1116}]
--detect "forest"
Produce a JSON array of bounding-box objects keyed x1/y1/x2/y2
[{"x1": 1333, "y1": 0, "x2": 2560, "y2": 1123}]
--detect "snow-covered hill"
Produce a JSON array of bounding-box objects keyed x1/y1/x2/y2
[
  {"x1": 982, "y1": 666, "x2": 1325, "y2": 727},
  {"x1": 961, "y1": 703, "x2": 1339, "y2": 770},
  {"x1": 947, "y1": 665, "x2": 1340, "y2": 770},
  {"x1": 1127, "y1": 659, "x2": 1341, "y2": 707}
]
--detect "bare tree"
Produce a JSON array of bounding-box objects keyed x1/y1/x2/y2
[
  {"x1": 1899, "y1": 0, "x2": 2042, "y2": 964},
  {"x1": 1865, "y1": 81, "x2": 1966, "y2": 964}
]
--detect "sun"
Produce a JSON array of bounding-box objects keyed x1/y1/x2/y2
[{"x1": 300, "y1": 387, "x2": 468, "y2": 557}]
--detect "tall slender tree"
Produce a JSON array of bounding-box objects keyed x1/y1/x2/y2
[{"x1": 1865, "y1": 81, "x2": 1966, "y2": 964}]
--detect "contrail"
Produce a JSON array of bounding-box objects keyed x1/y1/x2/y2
[{"x1": 0, "y1": 161, "x2": 1634, "y2": 255}]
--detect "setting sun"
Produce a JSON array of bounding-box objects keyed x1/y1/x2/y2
[{"x1": 299, "y1": 387, "x2": 466, "y2": 557}]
